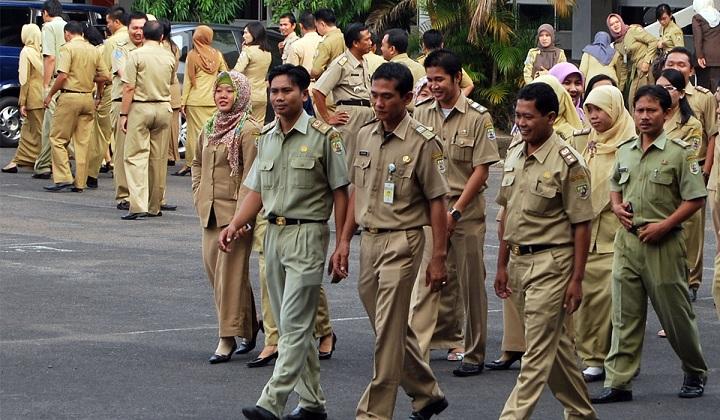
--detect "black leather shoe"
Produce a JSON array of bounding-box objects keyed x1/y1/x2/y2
[
  {"x1": 283, "y1": 406, "x2": 327, "y2": 420},
  {"x1": 409, "y1": 397, "x2": 448, "y2": 420},
  {"x1": 99, "y1": 164, "x2": 110, "y2": 173},
  {"x1": 160, "y1": 204, "x2": 177, "y2": 211},
  {"x1": 121, "y1": 212, "x2": 148, "y2": 220},
  {"x1": 689, "y1": 286, "x2": 698, "y2": 302},
  {"x1": 591, "y1": 387, "x2": 633, "y2": 404},
  {"x1": 485, "y1": 352, "x2": 523, "y2": 370},
  {"x1": 583, "y1": 369, "x2": 606, "y2": 383},
  {"x1": 167, "y1": 160, "x2": 175, "y2": 167},
  {"x1": 86, "y1": 176, "x2": 98, "y2": 189},
  {"x1": 236, "y1": 321, "x2": 263, "y2": 355},
  {"x1": 32, "y1": 172, "x2": 52, "y2": 179},
  {"x1": 71, "y1": 187, "x2": 83, "y2": 193},
  {"x1": 242, "y1": 405, "x2": 279, "y2": 420},
  {"x1": 453, "y1": 362, "x2": 483, "y2": 377},
  {"x1": 678, "y1": 374, "x2": 706, "y2": 398},
  {"x1": 172, "y1": 167, "x2": 191, "y2": 176},
  {"x1": 1, "y1": 165, "x2": 18, "y2": 173},
  {"x1": 116, "y1": 201, "x2": 130, "y2": 210},
  {"x1": 247, "y1": 351, "x2": 278, "y2": 368},
  {"x1": 146, "y1": 211, "x2": 162, "y2": 217},
  {"x1": 43, "y1": 183, "x2": 73, "y2": 192},
  {"x1": 318, "y1": 332, "x2": 336, "y2": 360},
  {"x1": 209, "y1": 342, "x2": 237, "y2": 364}
]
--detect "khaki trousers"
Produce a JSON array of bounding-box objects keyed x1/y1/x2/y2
[
  {"x1": 168, "y1": 108, "x2": 180, "y2": 162},
  {"x1": 574, "y1": 252, "x2": 613, "y2": 368},
  {"x1": 124, "y1": 102, "x2": 171, "y2": 214},
  {"x1": 50, "y1": 93, "x2": 95, "y2": 188},
  {"x1": 88, "y1": 86, "x2": 113, "y2": 178},
  {"x1": 34, "y1": 90, "x2": 58, "y2": 175},
  {"x1": 500, "y1": 246, "x2": 596, "y2": 420},
  {"x1": 604, "y1": 229, "x2": 708, "y2": 390},
  {"x1": 684, "y1": 206, "x2": 705, "y2": 288},
  {"x1": 356, "y1": 229, "x2": 444, "y2": 419},
  {"x1": 202, "y1": 221, "x2": 257, "y2": 338},
  {"x1": 13, "y1": 108, "x2": 42, "y2": 166},
  {"x1": 112, "y1": 102, "x2": 130, "y2": 202},
  {"x1": 429, "y1": 276, "x2": 465, "y2": 350},
  {"x1": 184, "y1": 105, "x2": 215, "y2": 167},
  {"x1": 257, "y1": 223, "x2": 329, "y2": 418},
  {"x1": 333, "y1": 105, "x2": 375, "y2": 158}
]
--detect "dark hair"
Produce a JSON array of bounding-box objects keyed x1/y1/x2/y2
[
  {"x1": 659, "y1": 68, "x2": 695, "y2": 124},
  {"x1": 384, "y1": 28, "x2": 409, "y2": 54},
  {"x1": 369, "y1": 31, "x2": 380, "y2": 47},
  {"x1": 372, "y1": 62, "x2": 413, "y2": 96},
  {"x1": 299, "y1": 12, "x2": 315, "y2": 30},
  {"x1": 42, "y1": 0, "x2": 62, "y2": 17},
  {"x1": 245, "y1": 21, "x2": 269, "y2": 51},
  {"x1": 517, "y1": 83, "x2": 559, "y2": 116},
  {"x1": 422, "y1": 29, "x2": 443, "y2": 50},
  {"x1": 313, "y1": 9, "x2": 336, "y2": 25},
  {"x1": 667, "y1": 46, "x2": 693, "y2": 64},
  {"x1": 584, "y1": 74, "x2": 618, "y2": 103},
  {"x1": 159, "y1": 18, "x2": 178, "y2": 54},
  {"x1": 344, "y1": 23, "x2": 368, "y2": 49},
  {"x1": 82, "y1": 23, "x2": 104, "y2": 46},
  {"x1": 64, "y1": 21, "x2": 83, "y2": 36},
  {"x1": 143, "y1": 21, "x2": 163, "y2": 42},
  {"x1": 423, "y1": 48, "x2": 462, "y2": 77},
  {"x1": 267, "y1": 64, "x2": 311, "y2": 91},
  {"x1": 633, "y1": 84, "x2": 672, "y2": 110},
  {"x1": 128, "y1": 12, "x2": 148, "y2": 25},
  {"x1": 107, "y1": 5, "x2": 127, "y2": 26},
  {"x1": 656, "y1": 4, "x2": 674, "y2": 22},
  {"x1": 279, "y1": 13, "x2": 296, "y2": 25}
]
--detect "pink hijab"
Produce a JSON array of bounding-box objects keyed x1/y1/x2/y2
[{"x1": 549, "y1": 62, "x2": 586, "y2": 121}]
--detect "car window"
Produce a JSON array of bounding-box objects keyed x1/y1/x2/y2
[
  {"x1": 0, "y1": 6, "x2": 32, "y2": 48},
  {"x1": 212, "y1": 29, "x2": 239, "y2": 68},
  {"x1": 173, "y1": 31, "x2": 191, "y2": 85}
]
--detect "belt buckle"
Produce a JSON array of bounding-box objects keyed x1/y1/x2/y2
[
  {"x1": 276, "y1": 216, "x2": 286, "y2": 226},
  {"x1": 368, "y1": 227, "x2": 379, "y2": 234},
  {"x1": 511, "y1": 245, "x2": 521, "y2": 256}
]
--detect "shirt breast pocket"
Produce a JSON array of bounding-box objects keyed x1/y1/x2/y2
[
  {"x1": 290, "y1": 157, "x2": 316, "y2": 189},
  {"x1": 352, "y1": 156, "x2": 371, "y2": 187},
  {"x1": 259, "y1": 160, "x2": 277, "y2": 190},
  {"x1": 396, "y1": 163, "x2": 417, "y2": 197},
  {"x1": 649, "y1": 168, "x2": 673, "y2": 194},
  {"x1": 449, "y1": 135, "x2": 475, "y2": 162},
  {"x1": 523, "y1": 180, "x2": 559, "y2": 216}
]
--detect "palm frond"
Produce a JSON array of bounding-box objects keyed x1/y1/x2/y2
[{"x1": 366, "y1": 0, "x2": 417, "y2": 34}]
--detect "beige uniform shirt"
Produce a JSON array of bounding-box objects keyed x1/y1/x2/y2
[
  {"x1": 111, "y1": 38, "x2": 137, "y2": 100},
  {"x1": 664, "y1": 111, "x2": 703, "y2": 159},
  {"x1": 417, "y1": 53, "x2": 473, "y2": 91},
  {"x1": 314, "y1": 50, "x2": 370, "y2": 103},
  {"x1": 351, "y1": 114, "x2": 450, "y2": 229},
  {"x1": 660, "y1": 21, "x2": 685, "y2": 52},
  {"x1": 19, "y1": 52, "x2": 44, "y2": 109},
  {"x1": 497, "y1": 133, "x2": 593, "y2": 245},
  {"x1": 122, "y1": 42, "x2": 175, "y2": 102},
  {"x1": 312, "y1": 27, "x2": 345, "y2": 77},
  {"x1": 613, "y1": 25, "x2": 658, "y2": 91},
  {"x1": 523, "y1": 48, "x2": 567, "y2": 85},
  {"x1": 103, "y1": 27, "x2": 127, "y2": 76},
  {"x1": 42, "y1": 16, "x2": 67, "y2": 75},
  {"x1": 234, "y1": 45, "x2": 272, "y2": 105},
  {"x1": 245, "y1": 111, "x2": 349, "y2": 220},
  {"x1": 414, "y1": 95, "x2": 500, "y2": 210},
  {"x1": 281, "y1": 32, "x2": 300, "y2": 63},
  {"x1": 686, "y1": 83, "x2": 719, "y2": 161},
  {"x1": 56, "y1": 37, "x2": 108, "y2": 92},
  {"x1": 286, "y1": 31, "x2": 322, "y2": 71},
  {"x1": 364, "y1": 52, "x2": 386, "y2": 77},
  {"x1": 389, "y1": 53, "x2": 425, "y2": 86},
  {"x1": 181, "y1": 51, "x2": 228, "y2": 106},
  {"x1": 164, "y1": 41, "x2": 182, "y2": 109},
  {"x1": 579, "y1": 52, "x2": 619, "y2": 87}
]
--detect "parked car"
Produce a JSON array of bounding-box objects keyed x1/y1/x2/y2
[{"x1": 0, "y1": 1, "x2": 108, "y2": 147}]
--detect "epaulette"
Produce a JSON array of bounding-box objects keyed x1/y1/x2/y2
[
  {"x1": 116, "y1": 40, "x2": 128, "y2": 47},
  {"x1": 559, "y1": 146, "x2": 579, "y2": 166},
  {"x1": 617, "y1": 136, "x2": 637, "y2": 148},
  {"x1": 466, "y1": 98, "x2": 487, "y2": 113},
  {"x1": 508, "y1": 138, "x2": 523, "y2": 150},
  {"x1": 415, "y1": 96, "x2": 434, "y2": 107},
  {"x1": 338, "y1": 56, "x2": 348, "y2": 66},
  {"x1": 573, "y1": 128, "x2": 591, "y2": 136},
  {"x1": 414, "y1": 124, "x2": 436, "y2": 141},
  {"x1": 361, "y1": 118, "x2": 378, "y2": 127},
  {"x1": 671, "y1": 138, "x2": 690, "y2": 148},
  {"x1": 695, "y1": 85, "x2": 711, "y2": 94},
  {"x1": 260, "y1": 122, "x2": 275, "y2": 135},
  {"x1": 310, "y1": 117, "x2": 332, "y2": 135}
]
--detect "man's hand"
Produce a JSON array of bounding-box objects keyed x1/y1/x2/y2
[
  {"x1": 494, "y1": 267, "x2": 511, "y2": 299},
  {"x1": 657, "y1": 40, "x2": 664, "y2": 49},
  {"x1": 120, "y1": 115, "x2": 128, "y2": 133},
  {"x1": 637, "y1": 221, "x2": 671, "y2": 243},
  {"x1": 43, "y1": 95, "x2": 53, "y2": 108},
  {"x1": 180, "y1": 105, "x2": 186, "y2": 118},
  {"x1": 218, "y1": 222, "x2": 242, "y2": 253},
  {"x1": 698, "y1": 57, "x2": 707, "y2": 69},
  {"x1": 95, "y1": 97, "x2": 102, "y2": 110},
  {"x1": 326, "y1": 111, "x2": 350, "y2": 126},
  {"x1": 612, "y1": 201, "x2": 633, "y2": 230},
  {"x1": 278, "y1": 40, "x2": 285, "y2": 50},
  {"x1": 563, "y1": 279, "x2": 582, "y2": 315},
  {"x1": 20, "y1": 106, "x2": 27, "y2": 118},
  {"x1": 329, "y1": 240, "x2": 350, "y2": 282},
  {"x1": 446, "y1": 212, "x2": 457, "y2": 235},
  {"x1": 426, "y1": 255, "x2": 448, "y2": 292},
  {"x1": 640, "y1": 61, "x2": 650, "y2": 74}
]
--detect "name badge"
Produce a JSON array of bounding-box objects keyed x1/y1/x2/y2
[{"x1": 383, "y1": 182, "x2": 395, "y2": 204}]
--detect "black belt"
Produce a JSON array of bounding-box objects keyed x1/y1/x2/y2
[
  {"x1": 336, "y1": 99, "x2": 371, "y2": 107},
  {"x1": 267, "y1": 216, "x2": 325, "y2": 226},
  {"x1": 508, "y1": 243, "x2": 558, "y2": 256},
  {"x1": 132, "y1": 100, "x2": 168, "y2": 103},
  {"x1": 363, "y1": 227, "x2": 400, "y2": 234},
  {"x1": 61, "y1": 89, "x2": 91, "y2": 94},
  {"x1": 112, "y1": 99, "x2": 122, "y2": 102}
]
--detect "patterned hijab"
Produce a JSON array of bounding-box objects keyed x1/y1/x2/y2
[
  {"x1": 204, "y1": 71, "x2": 252, "y2": 177},
  {"x1": 186, "y1": 26, "x2": 222, "y2": 87},
  {"x1": 18, "y1": 24, "x2": 42, "y2": 85}
]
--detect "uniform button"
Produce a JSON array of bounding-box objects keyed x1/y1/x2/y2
[{"x1": 368, "y1": 208, "x2": 373, "y2": 213}]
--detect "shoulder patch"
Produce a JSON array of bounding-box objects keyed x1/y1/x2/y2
[
  {"x1": 414, "y1": 124, "x2": 436, "y2": 141},
  {"x1": 338, "y1": 56, "x2": 348, "y2": 66},
  {"x1": 310, "y1": 118, "x2": 332, "y2": 135},
  {"x1": 466, "y1": 98, "x2": 487, "y2": 113},
  {"x1": 573, "y1": 128, "x2": 591, "y2": 136},
  {"x1": 671, "y1": 138, "x2": 690, "y2": 148},
  {"x1": 329, "y1": 130, "x2": 344, "y2": 154},
  {"x1": 695, "y1": 85, "x2": 711, "y2": 94},
  {"x1": 559, "y1": 146, "x2": 579, "y2": 166}
]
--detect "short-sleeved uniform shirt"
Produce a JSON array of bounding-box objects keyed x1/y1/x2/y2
[
  {"x1": 286, "y1": 31, "x2": 322, "y2": 72},
  {"x1": 497, "y1": 133, "x2": 594, "y2": 245},
  {"x1": 56, "y1": 37, "x2": 109, "y2": 92},
  {"x1": 42, "y1": 16, "x2": 67, "y2": 75},
  {"x1": 111, "y1": 37, "x2": 137, "y2": 101},
  {"x1": 686, "y1": 83, "x2": 719, "y2": 161},
  {"x1": 122, "y1": 42, "x2": 176, "y2": 102},
  {"x1": 314, "y1": 50, "x2": 371, "y2": 103},
  {"x1": 664, "y1": 111, "x2": 703, "y2": 159},
  {"x1": 610, "y1": 133, "x2": 707, "y2": 226},
  {"x1": 234, "y1": 45, "x2": 272, "y2": 104},
  {"x1": 350, "y1": 114, "x2": 450, "y2": 229},
  {"x1": 244, "y1": 111, "x2": 349, "y2": 220},
  {"x1": 389, "y1": 53, "x2": 426, "y2": 86},
  {"x1": 281, "y1": 32, "x2": 300, "y2": 63},
  {"x1": 311, "y1": 27, "x2": 344, "y2": 77}
]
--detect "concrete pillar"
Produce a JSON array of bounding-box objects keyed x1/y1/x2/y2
[{"x1": 571, "y1": 0, "x2": 614, "y2": 60}]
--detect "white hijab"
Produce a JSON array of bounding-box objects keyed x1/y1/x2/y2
[{"x1": 694, "y1": 0, "x2": 720, "y2": 28}]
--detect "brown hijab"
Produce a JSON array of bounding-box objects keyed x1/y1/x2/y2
[
  {"x1": 606, "y1": 13, "x2": 630, "y2": 42},
  {"x1": 186, "y1": 25, "x2": 222, "y2": 87},
  {"x1": 532, "y1": 24, "x2": 563, "y2": 78}
]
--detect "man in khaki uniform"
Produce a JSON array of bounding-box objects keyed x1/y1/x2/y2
[
  {"x1": 495, "y1": 82, "x2": 596, "y2": 420},
  {"x1": 112, "y1": 12, "x2": 146, "y2": 210},
  {"x1": 664, "y1": 47, "x2": 719, "y2": 299},
  {"x1": 363, "y1": 32, "x2": 385, "y2": 77},
  {"x1": 592, "y1": 85, "x2": 708, "y2": 403},
  {"x1": 33, "y1": 0, "x2": 66, "y2": 179},
  {"x1": 411, "y1": 49, "x2": 500, "y2": 377},
  {"x1": 118, "y1": 21, "x2": 175, "y2": 219},
  {"x1": 313, "y1": 23, "x2": 374, "y2": 156},
  {"x1": 219, "y1": 64, "x2": 349, "y2": 420},
  {"x1": 285, "y1": 12, "x2": 322, "y2": 71},
  {"x1": 310, "y1": 9, "x2": 344, "y2": 79},
  {"x1": 332, "y1": 62, "x2": 449, "y2": 420},
  {"x1": 381, "y1": 29, "x2": 425, "y2": 86},
  {"x1": 278, "y1": 13, "x2": 299, "y2": 64},
  {"x1": 417, "y1": 29, "x2": 474, "y2": 97},
  {"x1": 43, "y1": 21, "x2": 109, "y2": 192}
]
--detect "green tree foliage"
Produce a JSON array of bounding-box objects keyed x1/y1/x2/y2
[{"x1": 132, "y1": 0, "x2": 245, "y2": 24}]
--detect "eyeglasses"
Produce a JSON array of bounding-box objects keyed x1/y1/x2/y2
[{"x1": 659, "y1": 84, "x2": 678, "y2": 92}]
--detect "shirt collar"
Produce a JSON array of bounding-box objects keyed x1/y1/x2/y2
[
  {"x1": 271, "y1": 110, "x2": 311, "y2": 138},
  {"x1": 285, "y1": 32, "x2": 298, "y2": 42},
  {"x1": 523, "y1": 132, "x2": 558, "y2": 164},
  {"x1": 685, "y1": 82, "x2": 697, "y2": 96},
  {"x1": 371, "y1": 113, "x2": 412, "y2": 141},
  {"x1": 434, "y1": 93, "x2": 467, "y2": 116},
  {"x1": 629, "y1": 131, "x2": 667, "y2": 150},
  {"x1": 344, "y1": 49, "x2": 361, "y2": 68},
  {"x1": 390, "y1": 53, "x2": 410, "y2": 62}
]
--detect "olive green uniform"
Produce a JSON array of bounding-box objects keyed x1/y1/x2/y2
[
  {"x1": 351, "y1": 114, "x2": 448, "y2": 419},
  {"x1": 50, "y1": 37, "x2": 109, "y2": 189},
  {"x1": 111, "y1": 36, "x2": 137, "y2": 203},
  {"x1": 497, "y1": 133, "x2": 596, "y2": 420},
  {"x1": 244, "y1": 111, "x2": 348, "y2": 418},
  {"x1": 603, "y1": 133, "x2": 708, "y2": 391},
  {"x1": 410, "y1": 95, "x2": 500, "y2": 366}
]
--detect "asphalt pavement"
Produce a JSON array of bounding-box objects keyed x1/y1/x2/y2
[{"x1": 1, "y1": 146, "x2": 718, "y2": 419}]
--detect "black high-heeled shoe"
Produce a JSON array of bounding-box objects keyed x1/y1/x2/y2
[
  {"x1": 318, "y1": 332, "x2": 337, "y2": 360},
  {"x1": 208, "y1": 341, "x2": 237, "y2": 364},
  {"x1": 171, "y1": 166, "x2": 191, "y2": 176},
  {"x1": 484, "y1": 351, "x2": 523, "y2": 370},
  {"x1": 235, "y1": 320, "x2": 263, "y2": 355},
  {"x1": 246, "y1": 350, "x2": 278, "y2": 368}
]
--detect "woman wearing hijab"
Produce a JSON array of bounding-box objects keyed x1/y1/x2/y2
[
  {"x1": 580, "y1": 32, "x2": 619, "y2": 88},
  {"x1": 177, "y1": 25, "x2": 228, "y2": 176},
  {"x1": 3, "y1": 24, "x2": 43, "y2": 173},
  {"x1": 234, "y1": 21, "x2": 272, "y2": 124},
  {"x1": 575, "y1": 85, "x2": 636, "y2": 383},
  {"x1": 550, "y1": 62, "x2": 587, "y2": 124},
  {"x1": 191, "y1": 70, "x2": 261, "y2": 364},
  {"x1": 657, "y1": 4, "x2": 684, "y2": 53},
  {"x1": 692, "y1": 0, "x2": 720, "y2": 90},
  {"x1": 523, "y1": 24, "x2": 567, "y2": 85},
  {"x1": 606, "y1": 13, "x2": 658, "y2": 110}
]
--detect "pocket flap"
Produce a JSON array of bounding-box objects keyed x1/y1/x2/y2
[
  {"x1": 353, "y1": 156, "x2": 371, "y2": 169},
  {"x1": 290, "y1": 157, "x2": 315, "y2": 170},
  {"x1": 532, "y1": 181, "x2": 557, "y2": 198},
  {"x1": 454, "y1": 135, "x2": 476, "y2": 148},
  {"x1": 259, "y1": 160, "x2": 274, "y2": 171},
  {"x1": 650, "y1": 172, "x2": 672, "y2": 185},
  {"x1": 501, "y1": 173, "x2": 515, "y2": 187}
]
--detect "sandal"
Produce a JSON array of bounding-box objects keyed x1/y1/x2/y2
[{"x1": 657, "y1": 329, "x2": 667, "y2": 338}]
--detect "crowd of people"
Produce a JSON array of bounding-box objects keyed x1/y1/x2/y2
[{"x1": 3, "y1": 0, "x2": 720, "y2": 419}]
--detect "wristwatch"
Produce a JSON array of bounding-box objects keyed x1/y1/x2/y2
[{"x1": 449, "y1": 207, "x2": 462, "y2": 221}]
